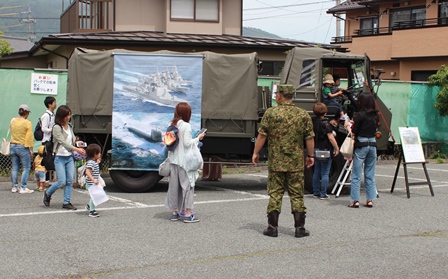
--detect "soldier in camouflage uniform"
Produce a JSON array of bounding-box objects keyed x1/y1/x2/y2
[{"x1": 252, "y1": 84, "x2": 315, "y2": 238}]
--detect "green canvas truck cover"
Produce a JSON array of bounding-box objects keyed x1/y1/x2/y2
[{"x1": 67, "y1": 48, "x2": 259, "y2": 121}]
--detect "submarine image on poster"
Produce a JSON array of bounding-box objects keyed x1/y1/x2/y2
[{"x1": 127, "y1": 126, "x2": 162, "y2": 143}]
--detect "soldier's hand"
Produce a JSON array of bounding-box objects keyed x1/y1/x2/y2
[{"x1": 252, "y1": 153, "x2": 259, "y2": 166}]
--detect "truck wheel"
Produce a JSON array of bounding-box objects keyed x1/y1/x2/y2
[
  {"x1": 304, "y1": 154, "x2": 346, "y2": 194},
  {"x1": 109, "y1": 170, "x2": 162, "y2": 192}
]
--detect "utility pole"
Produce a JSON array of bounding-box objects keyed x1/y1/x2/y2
[
  {"x1": 335, "y1": 0, "x2": 341, "y2": 37},
  {"x1": 20, "y1": 5, "x2": 36, "y2": 42}
]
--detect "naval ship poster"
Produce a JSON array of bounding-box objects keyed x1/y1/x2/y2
[{"x1": 111, "y1": 53, "x2": 203, "y2": 171}]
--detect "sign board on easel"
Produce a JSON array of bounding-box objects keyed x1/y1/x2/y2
[
  {"x1": 398, "y1": 127, "x2": 425, "y2": 163},
  {"x1": 391, "y1": 127, "x2": 434, "y2": 198}
]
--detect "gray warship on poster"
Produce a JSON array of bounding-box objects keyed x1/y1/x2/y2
[{"x1": 112, "y1": 53, "x2": 203, "y2": 171}]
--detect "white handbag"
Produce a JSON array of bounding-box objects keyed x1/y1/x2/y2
[
  {"x1": 340, "y1": 133, "x2": 355, "y2": 159},
  {"x1": 158, "y1": 157, "x2": 171, "y2": 177},
  {"x1": 1, "y1": 137, "x2": 10, "y2": 155},
  {"x1": 1, "y1": 118, "x2": 14, "y2": 155}
]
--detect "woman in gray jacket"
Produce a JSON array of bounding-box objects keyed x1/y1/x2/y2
[{"x1": 43, "y1": 105, "x2": 86, "y2": 210}]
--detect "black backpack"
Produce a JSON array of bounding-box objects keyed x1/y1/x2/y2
[
  {"x1": 41, "y1": 123, "x2": 61, "y2": 171},
  {"x1": 34, "y1": 112, "x2": 51, "y2": 141}
]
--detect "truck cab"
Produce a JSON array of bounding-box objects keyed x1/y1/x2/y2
[{"x1": 281, "y1": 47, "x2": 393, "y2": 192}]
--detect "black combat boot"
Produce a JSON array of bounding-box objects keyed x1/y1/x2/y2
[
  {"x1": 293, "y1": 212, "x2": 310, "y2": 238},
  {"x1": 263, "y1": 211, "x2": 279, "y2": 237}
]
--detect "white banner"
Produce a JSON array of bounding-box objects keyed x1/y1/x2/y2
[{"x1": 31, "y1": 73, "x2": 58, "y2": 94}]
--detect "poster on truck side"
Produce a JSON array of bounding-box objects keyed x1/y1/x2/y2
[{"x1": 111, "y1": 53, "x2": 203, "y2": 171}]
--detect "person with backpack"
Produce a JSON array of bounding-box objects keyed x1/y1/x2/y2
[
  {"x1": 42, "y1": 97, "x2": 57, "y2": 183},
  {"x1": 312, "y1": 102, "x2": 339, "y2": 200},
  {"x1": 43, "y1": 105, "x2": 86, "y2": 210},
  {"x1": 40, "y1": 96, "x2": 57, "y2": 144},
  {"x1": 164, "y1": 102, "x2": 206, "y2": 223}
]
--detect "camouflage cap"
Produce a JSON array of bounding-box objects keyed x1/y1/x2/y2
[{"x1": 277, "y1": 84, "x2": 294, "y2": 95}]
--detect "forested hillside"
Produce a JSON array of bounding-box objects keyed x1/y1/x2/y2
[{"x1": 0, "y1": 0, "x2": 282, "y2": 41}]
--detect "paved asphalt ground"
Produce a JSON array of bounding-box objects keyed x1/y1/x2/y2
[{"x1": 1, "y1": 160, "x2": 447, "y2": 279}]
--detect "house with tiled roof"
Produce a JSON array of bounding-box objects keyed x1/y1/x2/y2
[
  {"x1": 327, "y1": 0, "x2": 448, "y2": 81},
  {"x1": 2, "y1": 36, "x2": 34, "y2": 53},
  {"x1": 0, "y1": 0, "x2": 345, "y2": 77}
]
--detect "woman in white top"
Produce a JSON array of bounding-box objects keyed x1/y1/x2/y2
[
  {"x1": 43, "y1": 105, "x2": 86, "y2": 210},
  {"x1": 165, "y1": 102, "x2": 205, "y2": 223}
]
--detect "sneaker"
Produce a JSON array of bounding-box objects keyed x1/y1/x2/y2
[
  {"x1": 179, "y1": 210, "x2": 194, "y2": 218},
  {"x1": 183, "y1": 215, "x2": 200, "y2": 223},
  {"x1": 313, "y1": 194, "x2": 320, "y2": 198},
  {"x1": 85, "y1": 204, "x2": 90, "y2": 211},
  {"x1": 19, "y1": 188, "x2": 34, "y2": 194},
  {"x1": 43, "y1": 191, "x2": 51, "y2": 207},
  {"x1": 11, "y1": 186, "x2": 18, "y2": 193},
  {"x1": 319, "y1": 195, "x2": 329, "y2": 200},
  {"x1": 89, "y1": 210, "x2": 99, "y2": 217},
  {"x1": 62, "y1": 203, "x2": 77, "y2": 210},
  {"x1": 170, "y1": 213, "x2": 180, "y2": 221}
]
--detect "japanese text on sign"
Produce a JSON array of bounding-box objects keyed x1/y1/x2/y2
[{"x1": 31, "y1": 73, "x2": 58, "y2": 95}]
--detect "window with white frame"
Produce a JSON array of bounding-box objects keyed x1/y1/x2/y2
[{"x1": 171, "y1": 0, "x2": 219, "y2": 21}]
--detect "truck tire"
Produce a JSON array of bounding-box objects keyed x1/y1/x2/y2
[
  {"x1": 304, "y1": 154, "x2": 346, "y2": 194},
  {"x1": 109, "y1": 170, "x2": 162, "y2": 192}
]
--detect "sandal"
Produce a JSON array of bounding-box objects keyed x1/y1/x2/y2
[
  {"x1": 364, "y1": 200, "x2": 373, "y2": 208},
  {"x1": 348, "y1": 201, "x2": 359, "y2": 208}
]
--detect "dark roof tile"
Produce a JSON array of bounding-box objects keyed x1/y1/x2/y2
[
  {"x1": 36, "y1": 30, "x2": 346, "y2": 52},
  {"x1": 327, "y1": 0, "x2": 366, "y2": 13}
]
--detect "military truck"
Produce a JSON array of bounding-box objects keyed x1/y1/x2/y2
[{"x1": 67, "y1": 47, "x2": 392, "y2": 193}]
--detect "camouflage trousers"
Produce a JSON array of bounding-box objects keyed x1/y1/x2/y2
[{"x1": 266, "y1": 170, "x2": 307, "y2": 214}]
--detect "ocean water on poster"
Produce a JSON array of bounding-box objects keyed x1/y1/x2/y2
[{"x1": 111, "y1": 55, "x2": 203, "y2": 171}]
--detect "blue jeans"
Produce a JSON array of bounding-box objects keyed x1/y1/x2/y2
[
  {"x1": 10, "y1": 144, "x2": 31, "y2": 189},
  {"x1": 312, "y1": 149, "x2": 332, "y2": 197},
  {"x1": 350, "y1": 137, "x2": 377, "y2": 202},
  {"x1": 46, "y1": 155, "x2": 74, "y2": 205}
]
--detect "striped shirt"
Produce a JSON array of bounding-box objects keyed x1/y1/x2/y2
[{"x1": 85, "y1": 159, "x2": 100, "y2": 186}]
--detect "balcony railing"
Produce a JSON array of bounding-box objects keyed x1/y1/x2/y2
[
  {"x1": 60, "y1": 0, "x2": 112, "y2": 33},
  {"x1": 331, "y1": 17, "x2": 448, "y2": 44},
  {"x1": 331, "y1": 36, "x2": 352, "y2": 43}
]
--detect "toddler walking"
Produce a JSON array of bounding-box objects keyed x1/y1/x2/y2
[
  {"x1": 84, "y1": 143, "x2": 102, "y2": 218},
  {"x1": 33, "y1": 146, "x2": 46, "y2": 192}
]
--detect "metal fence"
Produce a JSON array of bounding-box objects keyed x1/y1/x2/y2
[{"x1": 0, "y1": 154, "x2": 111, "y2": 177}]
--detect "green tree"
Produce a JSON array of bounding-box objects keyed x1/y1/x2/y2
[
  {"x1": 428, "y1": 65, "x2": 448, "y2": 116},
  {"x1": 0, "y1": 31, "x2": 14, "y2": 57}
]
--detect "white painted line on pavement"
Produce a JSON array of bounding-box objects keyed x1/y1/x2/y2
[
  {"x1": 0, "y1": 189, "x2": 269, "y2": 217},
  {"x1": 375, "y1": 174, "x2": 448, "y2": 184}
]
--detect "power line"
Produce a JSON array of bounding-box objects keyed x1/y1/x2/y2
[
  {"x1": 244, "y1": 9, "x2": 325, "y2": 21},
  {"x1": 0, "y1": 16, "x2": 59, "y2": 19},
  {"x1": 0, "y1": 5, "x2": 27, "y2": 10},
  {"x1": 244, "y1": 0, "x2": 333, "y2": 11}
]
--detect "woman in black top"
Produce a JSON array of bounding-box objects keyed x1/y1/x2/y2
[
  {"x1": 312, "y1": 103, "x2": 339, "y2": 199},
  {"x1": 348, "y1": 93, "x2": 379, "y2": 208}
]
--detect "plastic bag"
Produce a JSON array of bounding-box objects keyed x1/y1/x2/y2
[
  {"x1": 88, "y1": 184, "x2": 109, "y2": 206},
  {"x1": 185, "y1": 144, "x2": 203, "y2": 171}
]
